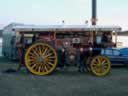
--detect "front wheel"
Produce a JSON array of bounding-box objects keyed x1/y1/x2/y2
[{"x1": 90, "y1": 55, "x2": 111, "y2": 76}]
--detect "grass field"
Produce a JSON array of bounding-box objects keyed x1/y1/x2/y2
[{"x1": 0, "y1": 57, "x2": 128, "y2": 96}]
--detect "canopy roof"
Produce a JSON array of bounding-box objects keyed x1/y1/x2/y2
[{"x1": 13, "y1": 24, "x2": 121, "y2": 32}]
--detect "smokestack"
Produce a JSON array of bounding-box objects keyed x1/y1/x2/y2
[{"x1": 92, "y1": 0, "x2": 97, "y2": 25}]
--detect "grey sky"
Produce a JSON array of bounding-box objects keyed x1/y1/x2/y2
[{"x1": 0, "y1": 0, "x2": 128, "y2": 30}]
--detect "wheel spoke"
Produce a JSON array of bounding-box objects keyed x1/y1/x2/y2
[
  {"x1": 40, "y1": 64, "x2": 45, "y2": 72},
  {"x1": 41, "y1": 46, "x2": 45, "y2": 54},
  {"x1": 97, "y1": 58, "x2": 101, "y2": 64},
  {"x1": 44, "y1": 53, "x2": 53, "y2": 58},
  {"x1": 48, "y1": 59, "x2": 55, "y2": 62},
  {"x1": 31, "y1": 63, "x2": 38, "y2": 69},
  {"x1": 35, "y1": 47, "x2": 40, "y2": 54},
  {"x1": 29, "y1": 62, "x2": 36, "y2": 67},
  {"x1": 46, "y1": 49, "x2": 51, "y2": 55},
  {"x1": 38, "y1": 45, "x2": 42, "y2": 55},
  {"x1": 92, "y1": 59, "x2": 98, "y2": 65},
  {"x1": 32, "y1": 49, "x2": 39, "y2": 56},
  {"x1": 29, "y1": 52, "x2": 36, "y2": 57},
  {"x1": 44, "y1": 65, "x2": 49, "y2": 72},
  {"x1": 48, "y1": 56, "x2": 55, "y2": 59},
  {"x1": 101, "y1": 60, "x2": 106, "y2": 65},
  {"x1": 48, "y1": 62, "x2": 54, "y2": 66},
  {"x1": 34, "y1": 64, "x2": 40, "y2": 72},
  {"x1": 45, "y1": 63, "x2": 51, "y2": 70},
  {"x1": 29, "y1": 59, "x2": 36, "y2": 63},
  {"x1": 42, "y1": 47, "x2": 48, "y2": 56},
  {"x1": 29, "y1": 54, "x2": 36, "y2": 58}
]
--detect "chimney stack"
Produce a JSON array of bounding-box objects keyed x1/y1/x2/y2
[{"x1": 92, "y1": 0, "x2": 97, "y2": 25}]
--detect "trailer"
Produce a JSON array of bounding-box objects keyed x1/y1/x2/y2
[{"x1": 2, "y1": 23, "x2": 121, "y2": 76}]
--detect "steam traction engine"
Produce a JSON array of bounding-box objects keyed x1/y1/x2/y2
[{"x1": 14, "y1": 25, "x2": 121, "y2": 76}]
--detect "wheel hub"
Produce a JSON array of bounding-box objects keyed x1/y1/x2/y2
[{"x1": 37, "y1": 56, "x2": 43, "y2": 63}]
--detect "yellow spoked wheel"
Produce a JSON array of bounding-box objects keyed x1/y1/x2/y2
[
  {"x1": 90, "y1": 55, "x2": 111, "y2": 76},
  {"x1": 25, "y1": 42, "x2": 57, "y2": 75}
]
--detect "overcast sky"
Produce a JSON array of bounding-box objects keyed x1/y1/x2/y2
[{"x1": 0, "y1": 0, "x2": 128, "y2": 30}]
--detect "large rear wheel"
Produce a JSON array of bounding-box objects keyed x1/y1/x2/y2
[
  {"x1": 25, "y1": 42, "x2": 57, "y2": 75},
  {"x1": 90, "y1": 55, "x2": 111, "y2": 76}
]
